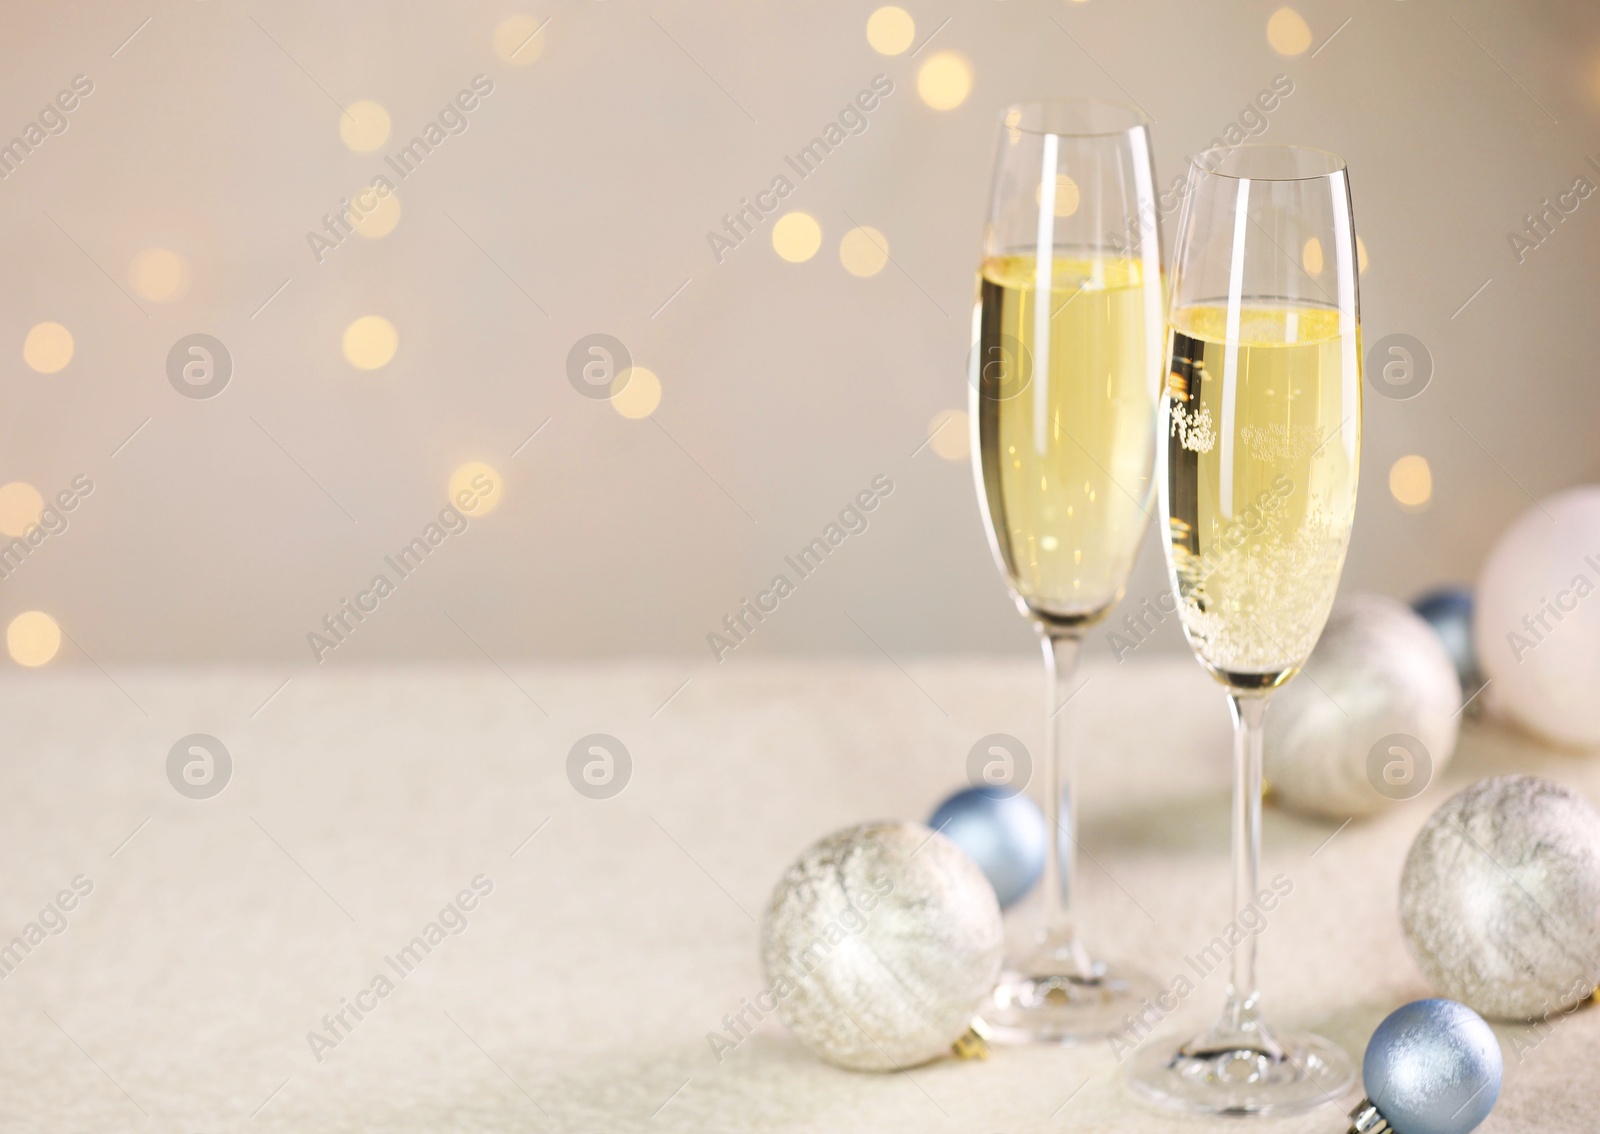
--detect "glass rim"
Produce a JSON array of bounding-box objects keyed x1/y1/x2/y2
[
  {"x1": 999, "y1": 98, "x2": 1151, "y2": 139},
  {"x1": 1188, "y1": 143, "x2": 1348, "y2": 182}
]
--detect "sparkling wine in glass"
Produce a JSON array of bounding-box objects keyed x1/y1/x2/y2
[
  {"x1": 970, "y1": 100, "x2": 1164, "y2": 1042},
  {"x1": 1129, "y1": 144, "x2": 1361, "y2": 1113}
]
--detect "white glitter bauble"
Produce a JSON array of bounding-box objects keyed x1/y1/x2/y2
[
  {"x1": 1264, "y1": 593, "x2": 1462, "y2": 820},
  {"x1": 1400, "y1": 775, "x2": 1600, "y2": 1021},
  {"x1": 760, "y1": 821, "x2": 1003, "y2": 1071},
  {"x1": 1475, "y1": 486, "x2": 1600, "y2": 748}
]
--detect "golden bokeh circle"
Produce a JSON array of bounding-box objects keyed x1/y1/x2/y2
[
  {"x1": 1389, "y1": 454, "x2": 1433, "y2": 510},
  {"x1": 839, "y1": 227, "x2": 890, "y2": 277},
  {"x1": 918, "y1": 52, "x2": 973, "y2": 110},
  {"x1": 129, "y1": 248, "x2": 192, "y2": 303},
  {"x1": 611, "y1": 367, "x2": 662, "y2": 419},
  {"x1": 866, "y1": 7, "x2": 915, "y2": 55},
  {"x1": 1036, "y1": 174, "x2": 1081, "y2": 217},
  {"x1": 23, "y1": 322, "x2": 73, "y2": 374},
  {"x1": 1267, "y1": 8, "x2": 1313, "y2": 56},
  {"x1": 772, "y1": 212, "x2": 823, "y2": 262},
  {"x1": 351, "y1": 191, "x2": 402, "y2": 239},
  {"x1": 494, "y1": 15, "x2": 547, "y2": 65},
  {"x1": 0, "y1": 483, "x2": 44, "y2": 537},
  {"x1": 929, "y1": 409, "x2": 970, "y2": 461},
  {"x1": 449, "y1": 461, "x2": 504, "y2": 516},
  {"x1": 8, "y1": 611, "x2": 61, "y2": 667},
  {"x1": 342, "y1": 316, "x2": 398, "y2": 370},
  {"x1": 340, "y1": 100, "x2": 391, "y2": 153},
  {"x1": 1301, "y1": 236, "x2": 1325, "y2": 277}
]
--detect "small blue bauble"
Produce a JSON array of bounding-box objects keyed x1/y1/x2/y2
[
  {"x1": 928, "y1": 787, "x2": 1046, "y2": 909},
  {"x1": 1412, "y1": 588, "x2": 1478, "y2": 691},
  {"x1": 1362, "y1": 999, "x2": 1502, "y2": 1134}
]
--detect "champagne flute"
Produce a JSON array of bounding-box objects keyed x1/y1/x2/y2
[
  {"x1": 1128, "y1": 144, "x2": 1361, "y2": 1113},
  {"x1": 970, "y1": 100, "x2": 1164, "y2": 1042}
]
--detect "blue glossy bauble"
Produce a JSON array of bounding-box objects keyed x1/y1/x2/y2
[
  {"x1": 1364, "y1": 999, "x2": 1502, "y2": 1134},
  {"x1": 1412, "y1": 587, "x2": 1478, "y2": 691},
  {"x1": 928, "y1": 787, "x2": 1046, "y2": 909}
]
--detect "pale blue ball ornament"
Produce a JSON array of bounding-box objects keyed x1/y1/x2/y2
[
  {"x1": 928, "y1": 787, "x2": 1046, "y2": 909},
  {"x1": 1348, "y1": 999, "x2": 1502, "y2": 1134},
  {"x1": 1411, "y1": 587, "x2": 1479, "y2": 694}
]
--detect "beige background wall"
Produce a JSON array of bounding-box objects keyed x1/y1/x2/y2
[{"x1": 0, "y1": 0, "x2": 1596, "y2": 667}]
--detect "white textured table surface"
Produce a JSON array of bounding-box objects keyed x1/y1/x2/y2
[{"x1": 0, "y1": 658, "x2": 1593, "y2": 1133}]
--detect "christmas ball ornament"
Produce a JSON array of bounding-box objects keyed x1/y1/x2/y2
[
  {"x1": 1412, "y1": 586, "x2": 1480, "y2": 694},
  {"x1": 1347, "y1": 999, "x2": 1501, "y2": 1134},
  {"x1": 1400, "y1": 775, "x2": 1600, "y2": 1020},
  {"x1": 760, "y1": 820, "x2": 1004, "y2": 1071},
  {"x1": 1475, "y1": 486, "x2": 1600, "y2": 748},
  {"x1": 928, "y1": 787, "x2": 1046, "y2": 909},
  {"x1": 1264, "y1": 593, "x2": 1462, "y2": 820}
]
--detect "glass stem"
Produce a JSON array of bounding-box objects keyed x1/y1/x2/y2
[
  {"x1": 1039, "y1": 628, "x2": 1092, "y2": 976},
  {"x1": 1222, "y1": 692, "x2": 1269, "y2": 1035}
]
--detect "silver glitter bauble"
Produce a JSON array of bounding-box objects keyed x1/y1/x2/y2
[
  {"x1": 760, "y1": 820, "x2": 1003, "y2": 1071},
  {"x1": 1400, "y1": 775, "x2": 1600, "y2": 1021},
  {"x1": 1265, "y1": 593, "x2": 1462, "y2": 820}
]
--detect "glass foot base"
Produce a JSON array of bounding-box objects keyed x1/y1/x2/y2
[
  {"x1": 982, "y1": 949, "x2": 1158, "y2": 1042},
  {"x1": 1127, "y1": 1021, "x2": 1354, "y2": 1115}
]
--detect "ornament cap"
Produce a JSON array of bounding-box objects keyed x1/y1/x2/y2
[
  {"x1": 950, "y1": 1022, "x2": 990, "y2": 1061},
  {"x1": 1347, "y1": 1098, "x2": 1390, "y2": 1134}
]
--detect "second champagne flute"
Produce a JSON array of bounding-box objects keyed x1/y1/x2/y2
[
  {"x1": 970, "y1": 100, "x2": 1164, "y2": 1042},
  {"x1": 1130, "y1": 143, "x2": 1361, "y2": 1113}
]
